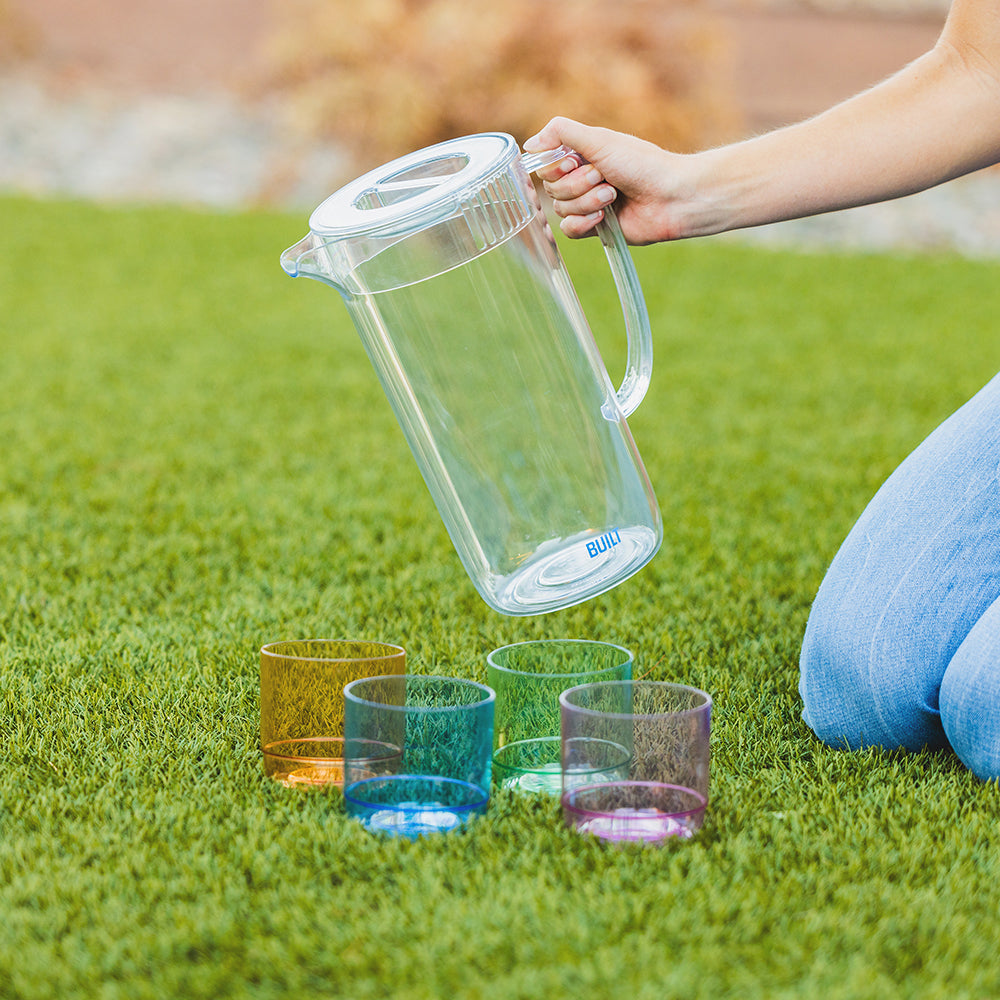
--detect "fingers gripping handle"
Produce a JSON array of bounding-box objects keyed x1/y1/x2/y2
[{"x1": 521, "y1": 146, "x2": 653, "y2": 418}]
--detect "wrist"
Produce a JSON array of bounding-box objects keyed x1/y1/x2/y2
[
  {"x1": 676, "y1": 140, "x2": 802, "y2": 237},
  {"x1": 655, "y1": 149, "x2": 737, "y2": 241}
]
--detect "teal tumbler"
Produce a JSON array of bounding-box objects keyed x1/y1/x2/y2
[{"x1": 343, "y1": 675, "x2": 495, "y2": 837}]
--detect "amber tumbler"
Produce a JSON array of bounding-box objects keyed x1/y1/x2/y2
[{"x1": 260, "y1": 639, "x2": 406, "y2": 787}]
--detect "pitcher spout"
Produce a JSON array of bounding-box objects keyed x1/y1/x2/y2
[
  {"x1": 280, "y1": 233, "x2": 349, "y2": 295},
  {"x1": 280, "y1": 233, "x2": 314, "y2": 278}
]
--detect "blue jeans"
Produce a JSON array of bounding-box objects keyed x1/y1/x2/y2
[{"x1": 799, "y1": 372, "x2": 1000, "y2": 781}]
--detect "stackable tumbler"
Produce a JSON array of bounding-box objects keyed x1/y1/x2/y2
[
  {"x1": 560, "y1": 681, "x2": 711, "y2": 843},
  {"x1": 342, "y1": 675, "x2": 495, "y2": 837},
  {"x1": 487, "y1": 639, "x2": 632, "y2": 794},
  {"x1": 259, "y1": 639, "x2": 405, "y2": 787}
]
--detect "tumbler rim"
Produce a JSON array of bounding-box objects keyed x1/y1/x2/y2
[
  {"x1": 343, "y1": 673, "x2": 496, "y2": 713},
  {"x1": 260, "y1": 639, "x2": 406, "y2": 664},
  {"x1": 486, "y1": 639, "x2": 633, "y2": 680},
  {"x1": 558, "y1": 679, "x2": 712, "y2": 719}
]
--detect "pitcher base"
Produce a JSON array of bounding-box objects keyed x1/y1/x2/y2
[{"x1": 489, "y1": 525, "x2": 660, "y2": 616}]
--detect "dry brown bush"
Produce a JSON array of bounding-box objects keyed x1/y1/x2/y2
[
  {"x1": 267, "y1": 0, "x2": 740, "y2": 171},
  {"x1": 0, "y1": 0, "x2": 35, "y2": 63}
]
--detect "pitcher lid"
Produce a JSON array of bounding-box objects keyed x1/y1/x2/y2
[{"x1": 308, "y1": 133, "x2": 520, "y2": 239}]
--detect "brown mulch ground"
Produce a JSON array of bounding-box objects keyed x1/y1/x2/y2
[
  {"x1": 7, "y1": 0, "x2": 945, "y2": 133},
  {"x1": 18, "y1": 0, "x2": 997, "y2": 259}
]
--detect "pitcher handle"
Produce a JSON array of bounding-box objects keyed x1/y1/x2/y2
[{"x1": 521, "y1": 145, "x2": 653, "y2": 418}]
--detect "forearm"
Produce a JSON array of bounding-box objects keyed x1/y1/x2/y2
[
  {"x1": 685, "y1": 9, "x2": 1000, "y2": 236},
  {"x1": 527, "y1": 0, "x2": 1000, "y2": 245}
]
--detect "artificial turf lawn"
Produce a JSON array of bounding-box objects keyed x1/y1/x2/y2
[{"x1": 1, "y1": 193, "x2": 999, "y2": 999}]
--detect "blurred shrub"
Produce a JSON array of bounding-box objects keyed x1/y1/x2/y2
[
  {"x1": 0, "y1": 0, "x2": 34, "y2": 63},
  {"x1": 267, "y1": 0, "x2": 739, "y2": 171}
]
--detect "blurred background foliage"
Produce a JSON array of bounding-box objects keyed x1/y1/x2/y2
[
  {"x1": 266, "y1": 0, "x2": 740, "y2": 170},
  {"x1": 0, "y1": 0, "x2": 34, "y2": 62}
]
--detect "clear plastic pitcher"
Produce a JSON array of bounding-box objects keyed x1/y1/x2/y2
[{"x1": 280, "y1": 132, "x2": 661, "y2": 615}]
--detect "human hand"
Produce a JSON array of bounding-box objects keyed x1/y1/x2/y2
[{"x1": 524, "y1": 116, "x2": 686, "y2": 245}]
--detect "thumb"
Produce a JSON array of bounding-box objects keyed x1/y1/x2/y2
[{"x1": 523, "y1": 116, "x2": 600, "y2": 159}]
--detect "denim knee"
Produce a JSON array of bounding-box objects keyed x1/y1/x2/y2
[
  {"x1": 799, "y1": 582, "x2": 950, "y2": 754},
  {"x1": 799, "y1": 371, "x2": 1000, "y2": 766},
  {"x1": 939, "y1": 598, "x2": 1000, "y2": 782}
]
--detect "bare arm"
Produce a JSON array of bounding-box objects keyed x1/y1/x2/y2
[{"x1": 524, "y1": 0, "x2": 1000, "y2": 244}]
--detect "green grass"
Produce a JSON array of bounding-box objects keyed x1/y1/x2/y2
[{"x1": 2, "y1": 193, "x2": 1000, "y2": 999}]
